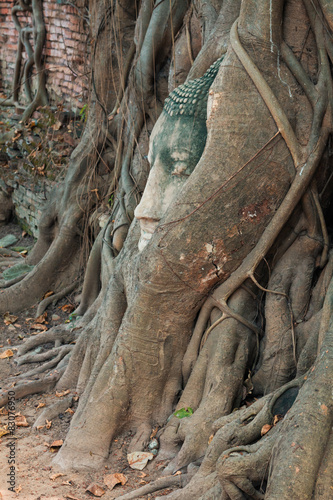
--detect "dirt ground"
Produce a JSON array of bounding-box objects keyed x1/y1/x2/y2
[{"x1": 0, "y1": 224, "x2": 176, "y2": 500}]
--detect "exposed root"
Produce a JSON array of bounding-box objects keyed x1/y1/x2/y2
[
  {"x1": 17, "y1": 326, "x2": 76, "y2": 357},
  {"x1": 117, "y1": 473, "x2": 191, "y2": 500},
  {"x1": 33, "y1": 395, "x2": 73, "y2": 430},
  {"x1": 0, "y1": 369, "x2": 64, "y2": 408},
  {"x1": 16, "y1": 345, "x2": 74, "y2": 379},
  {"x1": 36, "y1": 281, "x2": 78, "y2": 317}
]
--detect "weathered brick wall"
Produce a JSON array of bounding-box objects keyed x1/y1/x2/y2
[{"x1": 0, "y1": 0, "x2": 90, "y2": 109}]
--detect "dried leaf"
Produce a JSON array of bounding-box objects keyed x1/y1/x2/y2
[
  {"x1": 65, "y1": 408, "x2": 74, "y2": 415},
  {"x1": 36, "y1": 425, "x2": 45, "y2": 430},
  {"x1": 50, "y1": 439, "x2": 63, "y2": 448},
  {"x1": 173, "y1": 471, "x2": 182, "y2": 476},
  {"x1": 15, "y1": 485, "x2": 22, "y2": 493},
  {"x1": 261, "y1": 424, "x2": 272, "y2": 436},
  {"x1": 273, "y1": 414, "x2": 283, "y2": 425},
  {"x1": 30, "y1": 323, "x2": 48, "y2": 332},
  {"x1": 0, "y1": 427, "x2": 9, "y2": 438},
  {"x1": 150, "y1": 426, "x2": 159, "y2": 439},
  {"x1": 61, "y1": 304, "x2": 75, "y2": 313},
  {"x1": 0, "y1": 349, "x2": 14, "y2": 359},
  {"x1": 65, "y1": 494, "x2": 80, "y2": 500},
  {"x1": 16, "y1": 415, "x2": 29, "y2": 427},
  {"x1": 4, "y1": 312, "x2": 18, "y2": 325},
  {"x1": 56, "y1": 389, "x2": 70, "y2": 397},
  {"x1": 208, "y1": 434, "x2": 214, "y2": 445},
  {"x1": 127, "y1": 451, "x2": 154, "y2": 470},
  {"x1": 36, "y1": 402, "x2": 45, "y2": 410},
  {"x1": 104, "y1": 473, "x2": 128, "y2": 490},
  {"x1": 43, "y1": 290, "x2": 54, "y2": 299},
  {"x1": 52, "y1": 120, "x2": 62, "y2": 131},
  {"x1": 35, "y1": 312, "x2": 47, "y2": 324},
  {"x1": 86, "y1": 483, "x2": 105, "y2": 497},
  {"x1": 62, "y1": 480, "x2": 73, "y2": 485},
  {"x1": 50, "y1": 472, "x2": 65, "y2": 481},
  {"x1": 46, "y1": 419, "x2": 52, "y2": 429}
]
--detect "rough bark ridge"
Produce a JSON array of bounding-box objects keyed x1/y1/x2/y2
[{"x1": 0, "y1": 0, "x2": 333, "y2": 498}]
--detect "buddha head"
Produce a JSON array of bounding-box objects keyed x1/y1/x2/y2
[{"x1": 134, "y1": 57, "x2": 223, "y2": 251}]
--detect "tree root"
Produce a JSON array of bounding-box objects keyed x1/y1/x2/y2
[
  {"x1": 33, "y1": 395, "x2": 73, "y2": 430},
  {"x1": 15, "y1": 345, "x2": 74, "y2": 379},
  {"x1": 117, "y1": 473, "x2": 191, "y2": 500},
  {"x1": 161, "y1": 285, "x2": 259, "y2": 471},
  {"x1": 17, "y1": 326, "x2": 76, "y2": 357},
  {"x1": 35, "y1": 281, "x2": 78, "y2": 317},
  {"x1": 0, "y1": 369, "x2": 64, "y2": 408},
  {"x1": 217, "y1": 432, "x2": 277, "y2": 500}
]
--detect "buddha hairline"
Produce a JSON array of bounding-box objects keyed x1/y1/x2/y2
[{"x1": 163, "y1": 56, "x2": 224, "y2": 118}]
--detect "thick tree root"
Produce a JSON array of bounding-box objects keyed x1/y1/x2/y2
[
  {"x1": 33, "y1": 395, "x2": 73, "y2": 429},
  {"x1": 117, "y1": 473, "x2": 191, "y2": 500},
  {"x1": 15, "y1": 345, "x2": 74, "y2": 379},
  {"x1": 17, "y1": 326, "x2": 76, "y2": 356},
  {"x1": 160, "y1": 285, "x2": 259, "y2": 471},
  {"x1": 35, "y1": 281, "x2": 78, "y2": 317},
  {"x1": 0, "y1": 370, "x2": 64, "y2": 408}
]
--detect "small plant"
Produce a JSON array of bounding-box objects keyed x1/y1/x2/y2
[
  {"x1": 79, "y1": 103, "x2": 88, "y2": 122},
  {"x1": 174, "y1": 407, "x2": 194, "y2": 419}
]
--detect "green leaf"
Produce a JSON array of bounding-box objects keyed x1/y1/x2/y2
[{"x1": 174, "y1": 407, "x2": 194, "y2": 419}]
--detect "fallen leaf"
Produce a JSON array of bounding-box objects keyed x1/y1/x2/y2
[
  {"x1": 0, "y1": 427, "x2": 9, "y2": 438},
  {"x1": 61, "y1": 481, "x2": 73, "y2": 486},
  {"x1": 43, "y1": 290, "x2": 54, "y2": 299},
  {"x1": 3, "y1": 312, "x2": 18, "y2": 325},
  {"x1": 61, "y1": 304, "x2": 75, "y2": 313},
  {"x1": 127, "y1": 451, "x2": 154, "y2": 470},
  {"x1": 104, "y1": 473, "x2": 128, "y2": 490},
  {"x1": 36, "y1": 402, "x2": 46, "y2": 410},
  {"x1": 36, "y1": 425, "x2": 45, "y2": 430},
  {"x1": 150, "y1": 426, "x2": 159, "y2": 439},
  {"x1": 52, "y1": 120, "x2": 62, "y2": 131},
  {"x1": 50, "y1": 472, "x2": 65, "y2": 481},
  {"x1": 35, "y1": 312, "x2": 48, "y2": 324},
  {"x1": 30, "y1": 323, "x2": 48, "y2": 332},
  {"x1": 50, "y1": 439, "x2": 63, "y2": 448},
  {"x1": 56, "y1": 389, "x2": 70, "y2": 397},
  {"x1": 86, "y1": 483, "x2": 105, "y2": 497},
  {"x1": 16, "y1": 415, "x2": 29, "y2": 427},
  {"x1": 15, "y1": 484, "x2": 22, "y2": 493},
  {"x1": 261, "y1": 424, "x2": 272, "y2": 436},
  {"x1": 173, "y1": 471, "x2": 182, "y2": 476},
  {"x1": 46, "y1": 419, "x2": 52, "y2": 429},
  {"x1": 139, "y1": 480, "x2": 147, "y2": 485},
  {"x1": 0, "y1": 349, "x2": 14, "y2": 359},
  {"x1": 65, "y1": 408, "x2": 74, "y2": 415},
  {"x1": 273, "y1": 414, "x2": 283, "y2": 425},
  {"x1": 65, "y1": 494, "x2": 80, "y2": 500},
  {"x1": 138, "y1": 472, "x2": 147, "y2": 478},
  {"x1": 208, "y1": 434, "x2": 214, "y2": 445}
]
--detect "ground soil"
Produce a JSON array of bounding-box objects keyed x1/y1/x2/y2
[{"x1": 0, "y1": 223, "x2": 177, "y2": 500}]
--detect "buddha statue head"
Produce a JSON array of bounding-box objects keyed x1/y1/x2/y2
[{"x1": 134, "y1": 57, "x2": 223, "y2": 251}]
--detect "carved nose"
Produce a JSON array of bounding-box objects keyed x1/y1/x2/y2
[{"x1": 134, "y1": 167, "x2": 164, "y2": 221}]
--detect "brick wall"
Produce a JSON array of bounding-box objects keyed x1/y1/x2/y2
[{"x1": 0, "y1": 0, "x2": 90, "y2": 109}]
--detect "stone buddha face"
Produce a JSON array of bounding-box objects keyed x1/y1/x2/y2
[{"x1": 134, "y1": 57, "x2": 223, "y2": 252}]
